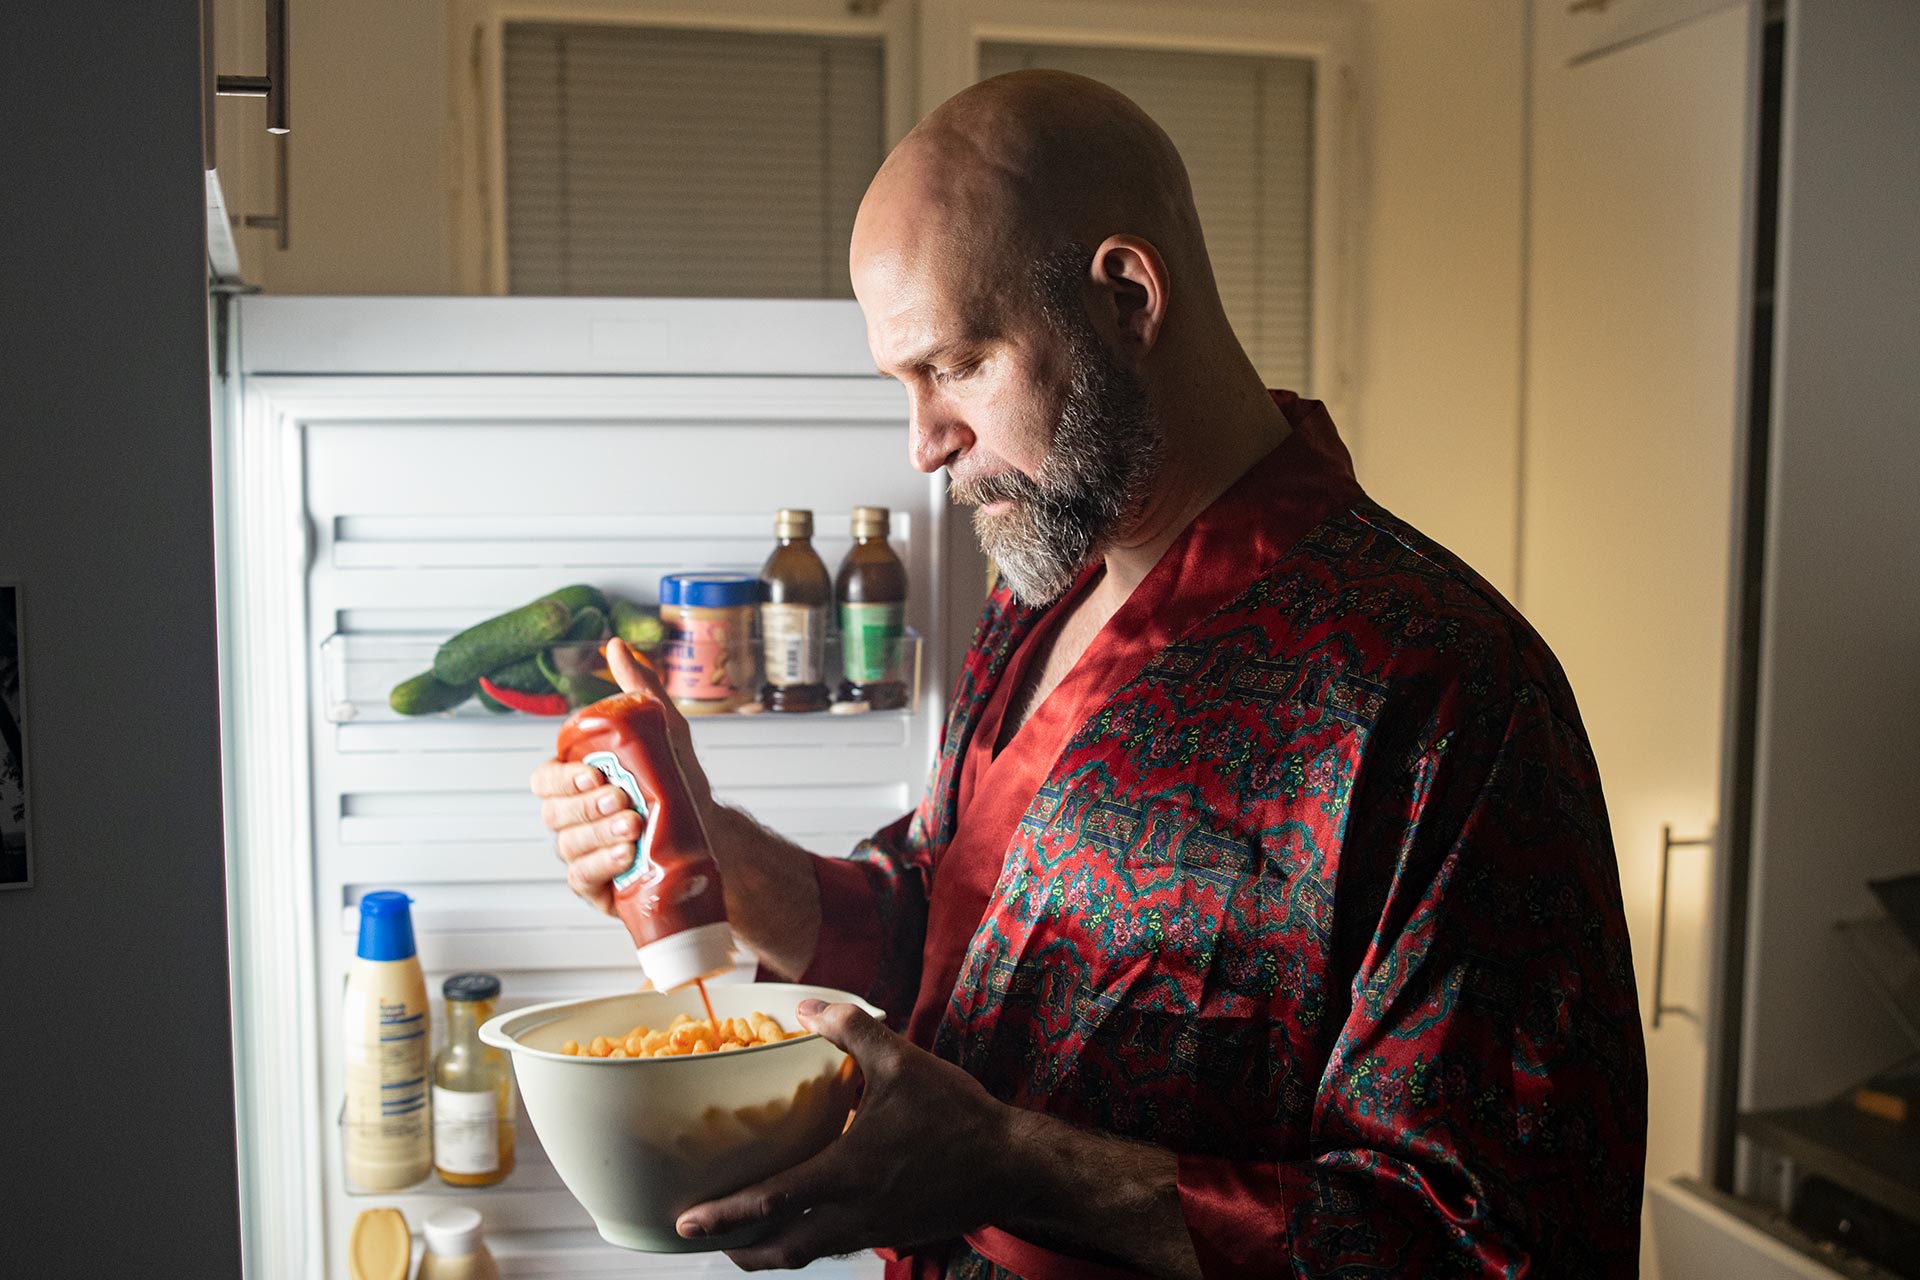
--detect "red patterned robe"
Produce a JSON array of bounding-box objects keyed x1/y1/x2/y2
[{"x1": 796, "y1": 393, "x2": 1647, "y2": 1279}]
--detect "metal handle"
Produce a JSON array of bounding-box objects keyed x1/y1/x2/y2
[
  {"x1": 240, "y1": 133, "x2": 290, "y2": 251},
  {"x1": 1652, "y1": 823, "x2": 1712, "y2": 1029},
  {"x1": 215, "y1": 0, "x2": 289, "y2": 135}
]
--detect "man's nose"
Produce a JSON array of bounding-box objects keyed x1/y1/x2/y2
[{"x1": 907, "y1": 392, "x2": 970, "y2": 475}]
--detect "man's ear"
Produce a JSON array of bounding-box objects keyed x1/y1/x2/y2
[{"x1": 1088, "y1": 234, "x2": 1169, "y2": 360}]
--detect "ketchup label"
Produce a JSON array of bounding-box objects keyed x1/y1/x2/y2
[{"x1": 582, "y1": 750, "x2": 653, "y2": 891}]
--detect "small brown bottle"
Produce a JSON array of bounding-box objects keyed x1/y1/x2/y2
[
  {"x1": 835, "y1": 507, "x2": 909, "y2": 710},
  {"x1": 758, "y1": 509, "x2": 832, "y2": 712}
]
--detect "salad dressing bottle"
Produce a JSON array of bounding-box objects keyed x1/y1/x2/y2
[
  {"x1": 432, "y1": 972, "x2": 515, "y2": 1186},
  {"x1": 758, "y1": 508, "x2": 832, "y2": 713},
  {"x1": 835, "y1": 506, "x2": 909, "y2": 709}
]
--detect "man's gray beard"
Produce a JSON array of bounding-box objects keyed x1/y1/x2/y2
[{"x1": 955, "y1": 311, "x2": 1161, "y2": 607}]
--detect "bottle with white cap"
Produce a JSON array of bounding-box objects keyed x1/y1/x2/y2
[{"x1": 415, "y1": 1206, "x2": 502, "y2": 1280}]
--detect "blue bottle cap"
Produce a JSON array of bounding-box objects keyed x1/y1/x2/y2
[
  {"x1": 661, "y1": 573, "x2": 759, "y2": 608},
  {"x1": 356, "y1": 891, "x2": 417, "y2": 962}
]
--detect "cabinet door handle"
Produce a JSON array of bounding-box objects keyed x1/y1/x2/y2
[
  {"x1": 1652, "y1": 823, "x2": 1712, "y2": 1029},
  {"x1": 215, "y1": 0, "x2": 290, "y2": 136},
  {"x1": 240, "y1": 133, "x2": 290, "y2": 251}
]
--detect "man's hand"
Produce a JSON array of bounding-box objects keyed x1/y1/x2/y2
[
  {"x1": 528, "y1": 639, "x2": 713, "y2": 916},
  {"x1": 527, "y1": 637, "x2": 825, "y2": 976},
  {"x1": 674, "y1": 998, "x2": 1019, "y2": 1266}
]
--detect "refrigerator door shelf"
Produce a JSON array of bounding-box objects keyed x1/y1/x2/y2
[{"x1": 321, "y1": 630, "x2": 924, "y2": 724}]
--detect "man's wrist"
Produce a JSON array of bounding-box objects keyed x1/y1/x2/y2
[{"x1": 987, "y1": 1104, "x2": 1199, "y2": 1280}]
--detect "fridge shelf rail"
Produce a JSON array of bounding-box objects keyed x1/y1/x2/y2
[{"x1": 319, "y1": 630, "x2": 923, "y2": 725}]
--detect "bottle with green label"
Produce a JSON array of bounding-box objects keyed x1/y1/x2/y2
[{"x1": 834, "y1": 506, "x2": 908, "y2": 710}]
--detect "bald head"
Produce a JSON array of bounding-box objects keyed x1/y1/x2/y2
[
  {"x1": 852, "y1": 70, "x2": 1219, "y2": 331},
  {"x1": 854, "y1": 72, "x2": 1283, "y2": 605}
]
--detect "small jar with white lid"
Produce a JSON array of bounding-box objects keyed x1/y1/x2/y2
[{"x1": 415, "y1": 1207, "x2": 501, "y2": 1280}]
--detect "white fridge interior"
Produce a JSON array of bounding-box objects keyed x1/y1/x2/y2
[{"x1": 217, "y1": 298, "x2": 945, "y2": 1277}]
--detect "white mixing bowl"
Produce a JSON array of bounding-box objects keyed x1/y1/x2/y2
[{"x1": 479, "y1": 982, "x2": 875, "y2": 1252}]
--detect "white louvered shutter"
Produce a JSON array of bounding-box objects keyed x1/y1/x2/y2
[
  {"x1": 978, "y1": 43, "x2": 1315, "y2": 393},
  {"x1": 503, "y1": 24, "x2": 885, "y2": 298}
]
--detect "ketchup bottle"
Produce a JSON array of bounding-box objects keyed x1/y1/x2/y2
[{"x1": 556, "y1": 692, "x2": 734, "y2": 991}]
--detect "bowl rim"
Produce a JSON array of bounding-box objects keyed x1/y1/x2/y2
[{"x1": 478, "y1": 982, "x2": 883, "y2": 1065}]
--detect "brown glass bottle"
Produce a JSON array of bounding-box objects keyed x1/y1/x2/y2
[
  {"x1": 835, "y1": 507, "x2": 909, "y2": 710},
  {"x1": 758, "y1": 509, "x2": 832, "y2": 712}
]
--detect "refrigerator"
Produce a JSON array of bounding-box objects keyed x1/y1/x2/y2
[{"x1": 213, "y1": 296, "x2": 969, "y2": 1277}]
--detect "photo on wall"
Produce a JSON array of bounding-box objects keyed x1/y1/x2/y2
[{"x1": 1, "y1": 585, "x2": 29, "y2": 889}]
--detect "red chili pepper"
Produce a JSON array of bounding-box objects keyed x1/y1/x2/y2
[{"x1": 478, "y1": 676, "x2": 568, "y2": 717}]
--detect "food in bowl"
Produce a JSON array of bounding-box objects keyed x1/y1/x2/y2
[
  {"x1": 478, "y1": 982, "x2": 878, "y2": 1253},
  {"x1": 563, "y1": 1010, "x2": 805, "y2": 1058}
]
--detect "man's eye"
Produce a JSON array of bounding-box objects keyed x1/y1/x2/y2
[{"x1": 935, "y1": 363, "x2": 976, "y2": 385}]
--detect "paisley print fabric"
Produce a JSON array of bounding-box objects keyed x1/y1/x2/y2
[{"x1": 797, "y1": 394, "x2": 1647, "y2": 1279}]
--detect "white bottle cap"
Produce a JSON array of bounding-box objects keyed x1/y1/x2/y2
[
  {"x1": 636, "y1": 921, "x2": 736, "y2": 992},
  {"x1": 422, "y1": 1206, "x2": 485, "y2": 1258}
]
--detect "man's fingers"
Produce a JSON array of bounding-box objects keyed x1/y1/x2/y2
[
  {"x1": 539, "y1": 783, "x2": 631, "y2": 833},
  {"x1": 563, "y1": 843, "x2": 634, "y2": 905},
  {"x1": 719, "y1": 1204, "x2": 866, "y2": 1272},
  {"x1": 530, "y1": 758, "x2": 602, "y2": 800},
  {"x1": 676, "y1": 1141, "x2": 860, "y2": 1243},
  {"x1": 556, "y1": 810, "x2": 642, "y2": 862}
]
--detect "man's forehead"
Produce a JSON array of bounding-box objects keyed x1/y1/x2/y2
[{"x1": 855, "y1": 246, "x2": 1002, "y2": 369}]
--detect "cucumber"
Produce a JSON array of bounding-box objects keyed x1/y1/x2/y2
[
  {"x1": 433, "y1": 598, "x2": 571, "y2": 685},
  {"x1": 389, "y1": 671, "x2": 476, "y2": 716},
  {"x1": 560, "y1": 605, "x2": 607, "y2": 644},
  {"x1": 540, "y1": 584, "x2": 610, "y2": 618},
  {"x1": 486, "y1": 655, "x2": 550, "y2": 694},
  {"x1": 476, "y1": 685, "x2": 514, "y2": 714},
  {"x1": 609, "y1": 599, "x2": 666, "y2": 653}
]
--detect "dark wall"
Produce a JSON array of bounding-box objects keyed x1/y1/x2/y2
[{"x1": 0, "y1": 4, "x2": 242, "y2": 1276}]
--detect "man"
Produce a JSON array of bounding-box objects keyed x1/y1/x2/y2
[{"x1": 531, "y1": 71, "x2": 1647, "y2": 1278}]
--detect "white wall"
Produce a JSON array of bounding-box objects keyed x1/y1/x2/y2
[
  {"x1": 1353, "y1": 0, "x2": 1528, "y2": 597},
  {"x1": 0, "y1": 4, "x2": 242, "y2": 1275}
]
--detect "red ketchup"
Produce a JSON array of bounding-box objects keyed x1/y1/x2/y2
[{"x1": 557, "y1": 693, "x2": 735, "y2": 1002}]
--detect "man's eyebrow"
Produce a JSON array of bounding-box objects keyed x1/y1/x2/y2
[{"x1": 876, "y1": 336, "x2": 982, "y2": 379}]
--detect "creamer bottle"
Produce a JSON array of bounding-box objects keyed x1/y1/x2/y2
[
  {"x1": 343, "y1": 892, "x2": 432, "y2": 1190},
  {"x1": 416, "y1": 1207, "x2": 502, "y2": 1280}
]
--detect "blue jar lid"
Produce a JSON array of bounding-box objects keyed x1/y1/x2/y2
[
  {"x1": 662, "y1": 573, "x2": 759, "y2": 608},
  {"x1": 356, "y1": 891, "x2": 417, "y2": 962}
]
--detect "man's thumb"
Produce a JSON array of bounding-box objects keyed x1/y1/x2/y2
[{"x1": 606, "y1": 637, "x2": 665, "y2": 697}]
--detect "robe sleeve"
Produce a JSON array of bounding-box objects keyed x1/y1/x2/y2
[
  {"x1": 791, "y1": 812, "x2": 934, "y2": 1030},
  {"x1": 1174, "y1": 674, "x2": 1647, "y2": 1278}
]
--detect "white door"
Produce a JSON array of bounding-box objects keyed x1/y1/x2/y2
[{"x1": 1520, "y1": 4, "x2": 1757, "y2": 1276}]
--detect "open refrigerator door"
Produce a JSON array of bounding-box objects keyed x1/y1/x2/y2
[{"x1": 217, "y1": 297, "x2": 948, "y2": 1277}]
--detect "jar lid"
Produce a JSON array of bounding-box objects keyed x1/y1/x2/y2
[
  {"x1": 851, "y1": 506, "x2": 890, "y2": 538},
  {"x1": 442, "y1": 972, "x2": 501, "y2": 1002},
  {"x1": 662, "y1": 573, "x2": 759, "y2": 608},
  {"x1": 774, "y1": 508, "x2": 814, "y2": 538}
]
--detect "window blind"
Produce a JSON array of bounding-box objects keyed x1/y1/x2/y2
[
  {"x1": 503, "y1": 24, "x2": 885, "y2": 298},
  {"x1": 979, "y1": 43, "x2": 1315, "y2": 392}
]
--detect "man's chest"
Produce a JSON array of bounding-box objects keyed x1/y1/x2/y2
[{"x1": 994, "y1": 585, "x2": 1116, "y2": 751}]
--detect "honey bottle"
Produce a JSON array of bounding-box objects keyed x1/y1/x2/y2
[
  {"x1": 835, "y1": 506, "x2": 909, "y2": 710},
  {"x1": 758, "y1": 509, "x2": 832, "y2": 713}
]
